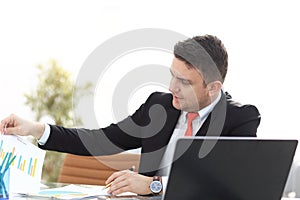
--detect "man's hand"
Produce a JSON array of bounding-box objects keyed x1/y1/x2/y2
[
  {"x1": 0, "y1": 114, "x2": 44, "y2": 139},
  {"x1": 105, "y1": 170, "x2": 153, "y2": 196}
]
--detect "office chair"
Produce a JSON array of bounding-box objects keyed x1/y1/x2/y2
[{"x1": 58, "y1": 153, "x2": 140, "y2": 185}]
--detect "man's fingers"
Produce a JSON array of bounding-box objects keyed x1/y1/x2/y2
[
  {"x1": 108, "y1": 176, "x2": 130, "y2": 195},
  {"x1": 105, "y1": 170, "x2": 127, "y2": 184},
  {"x1": 106, "y1": 171, "x2": 132, "y2": 194},
  {"x1": 3, "y1": 127, "x2": 20, "y2": 135},
  {"x1": 0, "y1": 122, "x2": 5, "y2": 133},
  {"x1": 1, "y1": 114, "x2": 17, "y2": 133},
  {"x1": 111, "y1": 185, "x2": 131, "y2": 196},
  {"x1": 1, "y1": 114, "x2": 42, "y2": 138},
  {"x1": 1, "y1": 122, "x2": 10, "y2": 134},
  {"x1": 106, "y1": 172, "x2": 152, "y2": 195}
]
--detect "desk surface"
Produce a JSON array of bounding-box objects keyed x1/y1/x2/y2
[
  {"x1": 11, "y1": 194, "x2": 162, "y2": 200},
  {"x1": 9, "y1": 182, "x2": 300, "y2": 200},
  {"x1": 10, "y1": 182, "x2": 162, "y2": 200},
  {"x1": 11, "y1": 195, "x2": 300, "y2": 200}
]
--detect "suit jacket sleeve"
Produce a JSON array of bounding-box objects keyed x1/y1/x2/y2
[{"x1": 38, "y1": 93, "x2": 160, "y2": 156}]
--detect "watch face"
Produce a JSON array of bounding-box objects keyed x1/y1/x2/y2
[{"x1": 150, "y1": 180, "x2": 162, "y2": 193}]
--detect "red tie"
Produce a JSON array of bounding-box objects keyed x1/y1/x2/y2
[{"x1": 184, "y1": 112, "x2": 199, "y2": 137}]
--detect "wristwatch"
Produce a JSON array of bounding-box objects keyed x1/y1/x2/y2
[{"x1": 149, "y1": 176, "x2": 163, "y2": 195}]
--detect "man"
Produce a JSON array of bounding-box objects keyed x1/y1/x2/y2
[{"x1": 0, "y1": 35, "x2": 260, "y2": 195}]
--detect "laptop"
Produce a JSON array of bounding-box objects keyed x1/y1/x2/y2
[{"x1": 162, "y1": 137, "x2": 298, "y2": 200}]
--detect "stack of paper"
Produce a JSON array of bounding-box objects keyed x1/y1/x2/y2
[
  {"x1": 19, "y1": 184, "x2": 108, "y2": 199},
  {"x1": 18, "y1": 184, "x2": 138, "y2": 200}
]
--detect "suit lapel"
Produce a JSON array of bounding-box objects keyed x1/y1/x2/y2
[
  {"x1": 197, "y1": 115, "x2": 210, "y2": 136},
  {"x1": 196, "y1": 91, "x2": 227, "y2": 136}
]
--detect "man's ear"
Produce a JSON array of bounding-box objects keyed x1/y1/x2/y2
[{"x1": 207, "y1": 81, "x2": 223, "y2": 96}]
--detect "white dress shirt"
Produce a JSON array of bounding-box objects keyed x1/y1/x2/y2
[{"x1": 159, "y1": 91, "x2": 221, "y2": 189}]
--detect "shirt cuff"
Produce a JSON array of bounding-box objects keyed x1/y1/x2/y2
[
  {"x1": 162, "y1": 176, "x2": 168, "y2": 193},
  {"x1": 38, "y1": 124, "x2": 51, "y2": 145}
]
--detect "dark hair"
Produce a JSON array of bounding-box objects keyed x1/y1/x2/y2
[{"x1": 174, "y1": 35, "x2": 228, "y2": 83}]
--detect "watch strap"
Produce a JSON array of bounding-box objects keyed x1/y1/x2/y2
[{"x1": 153, "y1": 176, "x2": 162, "y2": 182}]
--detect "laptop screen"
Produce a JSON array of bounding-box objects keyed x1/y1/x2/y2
[{"x1": 163, "y1": 137, "x2": 298, "y2": 200}]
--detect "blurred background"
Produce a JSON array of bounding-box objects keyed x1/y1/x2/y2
[{"x1": 1, "y1": 0, "x2": 300, "y2": 185}]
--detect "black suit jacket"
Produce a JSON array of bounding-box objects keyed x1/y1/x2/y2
[{"x1": 39, "y1": 91, "x2": 261, "y2": 176}]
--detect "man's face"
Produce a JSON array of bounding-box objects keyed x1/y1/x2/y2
[{"x1": 169, "y1": 57, "x2": 212, "y2": 112}]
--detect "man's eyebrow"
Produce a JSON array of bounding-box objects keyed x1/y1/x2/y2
[{"x1": 169, "y1": 69, "x2": 192, "y2": 83}]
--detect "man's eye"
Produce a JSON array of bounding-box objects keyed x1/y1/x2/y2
[{"x1": 181, "y1": 79, "x2": 190, "y2": 85}]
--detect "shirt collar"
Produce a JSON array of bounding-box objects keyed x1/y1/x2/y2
[{"x1": 181, "y1": 90, "x2": 222, "y2": 123}]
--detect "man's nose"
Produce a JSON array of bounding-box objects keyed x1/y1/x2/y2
[{"x1": 169, "y1": 78, "x2": 180, "y2": 93}]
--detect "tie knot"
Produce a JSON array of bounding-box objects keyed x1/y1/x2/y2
[{"x1": 187, "y1": 112, "x2": 199, "y2": 122}]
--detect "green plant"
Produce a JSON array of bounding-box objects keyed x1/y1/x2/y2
[{"x1": 24, "y1": 59, "x2": 92, "y2": 182}]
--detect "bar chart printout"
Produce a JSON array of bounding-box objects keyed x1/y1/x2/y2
[{"x1": 0, "y1": 135, "x2": 46, "y2": 194}]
